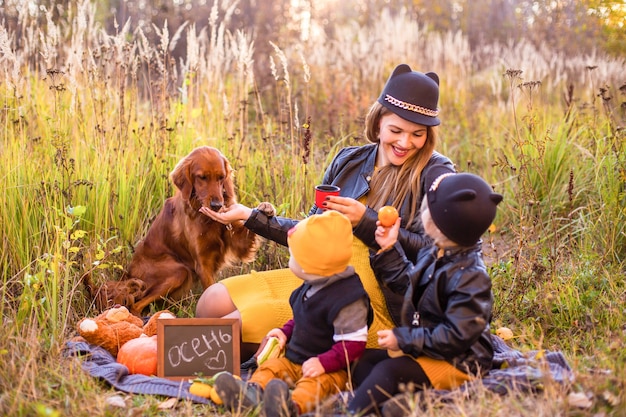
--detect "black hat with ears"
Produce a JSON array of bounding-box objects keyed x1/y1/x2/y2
[
  {"x1": 427, "y1": 173, "x2": 503, "y2": 246},
  {"x1": 377, "y1": 64, "x2": 441, "y2": 126}
]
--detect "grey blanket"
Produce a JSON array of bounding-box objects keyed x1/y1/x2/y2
[
  {"x1": 63, "y1": 335, "x2": 574, "y2": 404},
  {"x1": 64, "y1": 340, "x2": 211, "y2": 404},
  {"x1": 470, "y1": 334, "x2": 574, "y2": 395}
]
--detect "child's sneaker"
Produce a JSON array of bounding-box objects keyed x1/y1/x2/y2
[
  {"x1": 214, "y1": 372, "x2": 262, "y2": 411},
  {"x1": 261, "y1": 379, "x2": 298, "y2": 417}
]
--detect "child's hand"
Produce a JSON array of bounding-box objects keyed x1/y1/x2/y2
[
  {"x1": 377, "y1": 329, "x2": 399, "y2": 350},
  {"x1": 374, "y1": 217, "x2": 401, "y2": 251},
  {"x1": 301, "y1": 357, "x2": 325, "y2": 378},
  {"x1": 266, "y1": 328, "x2": 287, "y2": 348}
]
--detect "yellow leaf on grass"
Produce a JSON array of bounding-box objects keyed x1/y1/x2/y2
[{"x1": 496, "y1": 327, "x2": 514, "y2": 340}]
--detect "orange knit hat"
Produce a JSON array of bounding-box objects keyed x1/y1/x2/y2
[{"x1": 287, "y1": 210, "x2": 353, "y2": 276}]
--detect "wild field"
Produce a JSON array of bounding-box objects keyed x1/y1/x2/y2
[{"x1": 1, "y1": 1, "x2": 625, "y2": 416}]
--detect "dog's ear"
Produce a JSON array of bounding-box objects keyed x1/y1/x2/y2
[
  {"x1": 222, "y1": 156, "x2": 237, "y2": 206},
  {"x1": 170, "y1": 155, "x2": 194, "y2": 201}
]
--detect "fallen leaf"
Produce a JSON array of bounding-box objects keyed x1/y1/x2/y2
[
  {"x1": 567, "y1": 392, "x2": 593, "y2": 409},
  {"x1": 603, "y1": 390, "x2": 620, "y2": 407},
  {"x1": 105, "y1": 395, "x2": 126, "y2": 408},
  {"x1": 158, "y1": 397, "x2": 179, "y2": 409}
]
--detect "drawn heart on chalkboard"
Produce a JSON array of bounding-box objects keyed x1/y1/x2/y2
[{"x1": 204, "y1": 350, "x2": 227, "y2": 370}]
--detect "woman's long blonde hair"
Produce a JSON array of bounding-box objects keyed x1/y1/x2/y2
[{"x1": 364, "y1": 102, "x2": 438, "y2": 226}]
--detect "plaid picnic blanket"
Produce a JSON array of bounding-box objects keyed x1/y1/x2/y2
[
  {"x1": 64, "y1": 340, "x2": 211, "y2": 404},
  {"x1": 63, "y1": 335, "x2": 574, "y2": 404},
  {"x1": 470, "y1": 334, "x2": 574, "y2": 394}
]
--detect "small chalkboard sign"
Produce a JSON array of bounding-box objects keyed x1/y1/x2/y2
[{"x1": 157, "y1": 318, "x2": 240, "y2": 380}]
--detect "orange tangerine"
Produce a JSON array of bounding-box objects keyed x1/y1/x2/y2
[{"x1": 378, "y1": 206, "x2": 399, "y2": 227}]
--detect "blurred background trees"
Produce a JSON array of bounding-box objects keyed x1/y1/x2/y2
[
  {"x1": 409, "y1": 0, "x2": 625, "y2": 58},
  {"x1": 4, "y1": 0, "x2": 622, "y2": 88},
  {"x1": 109, "y1": 0, "x2": 626, "y2": 62}
]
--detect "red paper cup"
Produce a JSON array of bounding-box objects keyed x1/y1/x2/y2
[{"x1": 315, "y1": 185, "x2": 340, "y2": 209}]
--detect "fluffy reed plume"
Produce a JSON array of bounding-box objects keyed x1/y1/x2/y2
[
  {"x1": 270, "y1": 40, "x2": 291, "y2": 86},
  {"x1": 184, "y1": 23, "x2": 200, "y2": 75},
  {"x1": 269, "y1": 41, "x2": 296, "y2": 159},
  {"x1": 299, "y1": 48, "x2": 311, "y2": 84},
  {"x1": 0, "y1": 26, "x2": 20, "y2": 91},
  {"x1": 40, "y1": 7, "x2": 61, "y2": 68}
]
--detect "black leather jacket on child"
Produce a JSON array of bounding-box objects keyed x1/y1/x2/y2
[{"x1": 370, "y1": 241, "x2": 494, "y2": 376}]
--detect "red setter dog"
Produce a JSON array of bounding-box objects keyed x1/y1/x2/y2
[{"x1": 94, "y1": 146, "x2": 270, "y2": 315}]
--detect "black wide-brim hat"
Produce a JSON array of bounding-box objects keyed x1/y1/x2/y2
[{"x1": 377, "y1": 64, "x2": 441, "y2": 127}]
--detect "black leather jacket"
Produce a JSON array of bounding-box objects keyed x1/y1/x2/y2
[
  {"x1": 244, "y1": 143, "x2": 455, "y2": 325},
  {"x1": 245, "y1": 143, "x2": 454, "y2": 257},
  {"x1": 370, "y1": 242, "x2": 494, "y2": 376}
]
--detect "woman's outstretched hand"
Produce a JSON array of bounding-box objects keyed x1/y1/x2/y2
[{"x1": 199, "y1": 203, "x2": 252, "y2": 224}]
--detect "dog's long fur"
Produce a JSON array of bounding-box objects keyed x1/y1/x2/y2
[{"x1": 96, "y1": 146, "x2": 263, "y2": 315}]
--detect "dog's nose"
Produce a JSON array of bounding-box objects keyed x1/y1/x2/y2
[{"x1": 210, "y1": 201, "x2": 223, "y2": 212}]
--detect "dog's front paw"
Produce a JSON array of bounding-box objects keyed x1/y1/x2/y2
[{"x1": 256, "y1": 202, "x2": 276, "y2": 217}]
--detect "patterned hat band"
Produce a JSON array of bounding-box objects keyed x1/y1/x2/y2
[{"x1": 384, "y1": 94, "x2": 439, "y2": 118}]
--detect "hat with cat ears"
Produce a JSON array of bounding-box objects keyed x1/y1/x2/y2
[
  {"x1": 427, "y1": 173, "x2": 503, "y2": 246},
  {"x1": 377, "y1": 64, "x2": 441, "y2": 126}
]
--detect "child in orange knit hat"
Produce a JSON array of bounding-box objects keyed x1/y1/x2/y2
[{"x1": 214, "y1": 210, "x2": 372, "y2": 416}]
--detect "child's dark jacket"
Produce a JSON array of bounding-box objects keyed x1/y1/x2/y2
[
  {"x1": 283, "y1": 269, "x2": 373, "y2": 372},
  {"x1": 371, "y1": 242, "x2": 494, "y2": 376}
]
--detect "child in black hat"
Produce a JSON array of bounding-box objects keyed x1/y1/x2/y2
[{"x1": 346, "y1": 172, "x2": 503, "y2": 415}]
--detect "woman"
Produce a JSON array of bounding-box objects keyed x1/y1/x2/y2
[{"x1": 197, "y1": 64, "x2": 455, "y2": 362}]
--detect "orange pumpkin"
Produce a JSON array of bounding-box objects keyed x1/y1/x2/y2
[{"x1": 117, "y1": 335, "x2": 158, "y2": 376}]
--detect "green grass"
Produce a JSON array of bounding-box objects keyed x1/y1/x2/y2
[{"x1": 1, "y1": 2, "x2": 625, "y2": 416}]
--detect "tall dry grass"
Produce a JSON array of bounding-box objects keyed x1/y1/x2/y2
[{"x1": 1, "y1": 1, "x2": 625, "y2": 415}]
